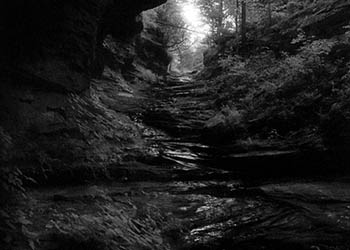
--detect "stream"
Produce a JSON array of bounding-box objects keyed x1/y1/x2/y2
[{"x1": 24, "y1": 75, "x2": 350, "y2": 250}]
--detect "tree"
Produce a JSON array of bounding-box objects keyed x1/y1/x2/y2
[
  {"x1": 148, "y1": 0, "x2": 208, "y2": 72},
  {"x1": 266, "y1": 0, "x2": 272, "y2": 26},
  {"x1": 235, "y1": 0, "x2": 240, "y2": 33},
  {"x1": 147, "y1": 0, "x2": 192, "y2": 52},
  {"x1": 241, "y1": 0, "x2": 247, "y2": 43},
  {"x1": 197, "y1": 0, "x2": 236, "y2": 40}
]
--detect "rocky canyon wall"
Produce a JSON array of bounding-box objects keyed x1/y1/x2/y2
[{"x1": 0, "y1": 0, "x2": 169, "y2": 183}]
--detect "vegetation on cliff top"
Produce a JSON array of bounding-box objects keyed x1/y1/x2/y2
[{"x1": 190, "y1": 0, "x2": 350, "y2": 163}]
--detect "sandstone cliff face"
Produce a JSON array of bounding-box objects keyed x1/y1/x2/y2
[
  {"x1": 0, "y1": 0, "x2": 169, "y2": 182},
  {"x1": 0, "y1": 0, "x2": 166, "y2": 91}
]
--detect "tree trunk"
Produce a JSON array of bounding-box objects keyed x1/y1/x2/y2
[
  {"x1": 241, "y1": 0, "x2": 247, "y2": 44},
  {"x1": 218, "y1": 0, "x2": 224, "y2": 36},
  {"x1": 235, "y1": 0, "x2": 240, "y2": 34},
  {"x1": 267, "y1": 0, "x2": 272, "y2": 27}
]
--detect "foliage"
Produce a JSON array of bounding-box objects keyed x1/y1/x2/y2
[
  {"x1": 196, "y1": 0, "x2": 320, "y2": 44},
  {"x1": 197, "y1": 0, "x2": 234, "y2": 38},
  {"x1": 147, "y1": 0, "x2": 207, "y2": 72},
  {"x1": 151, "y1": 0, "x2": 191, "y2": 52},
  {"x1": 219, "y1": 55, "x2": 247, "y2": 73},
  {"x1": 204, "y1": 26, "x2": 350, "y2": 145}
]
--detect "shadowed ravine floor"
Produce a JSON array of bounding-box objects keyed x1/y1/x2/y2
[{"x1": 18, "y1": 75, "x2": 350, "y2": 250}]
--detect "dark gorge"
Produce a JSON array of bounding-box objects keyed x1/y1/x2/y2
[{"x1": 1, "y1": 1, "x2": 350, "y2": 250}]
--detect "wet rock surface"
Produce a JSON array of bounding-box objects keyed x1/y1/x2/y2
[
  {"x1": 5, "y1": 74, "x2": 350, "y2": 250},
  {"x1": 14, "y1": 178, "x2": 350, "y2": 250},
  {"x1": 1, "y1": 1, "x2": 350, "y2": 249},
  {"x1": 0, "y1": 7, "x2": 171, "y2": 180}
]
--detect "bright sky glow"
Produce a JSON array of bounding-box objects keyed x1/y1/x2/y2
[{"x1": 181, "y1": 0, "x2": 211, "y2": 47}]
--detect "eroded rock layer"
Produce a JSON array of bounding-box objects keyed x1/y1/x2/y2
[{"x1": 0, "y1": 0, "x2": 169, "y2": 182}]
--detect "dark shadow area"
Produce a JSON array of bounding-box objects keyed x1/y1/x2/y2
[{"x1": 1, "y1": 0, "x2": 350, "y2": 250}]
